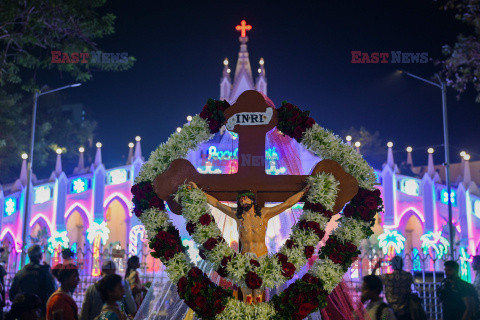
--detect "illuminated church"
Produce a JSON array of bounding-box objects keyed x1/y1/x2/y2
[{"x1": 1, "y1": 20, "x2": 480, "y2": 279}]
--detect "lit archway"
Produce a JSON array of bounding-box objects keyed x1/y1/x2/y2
[
  {"x1": 403, "y1": 212, "x2": 424, "y2": 256},
  {"x1": 29, "y1": 215, "x2": 51, "y2": 247},
  {"x1": 66, "y1": 210, "x2": 87, "y2": 254},
  {"x1": 105, "y1": 199, "x2": 128, "y2": 250}
]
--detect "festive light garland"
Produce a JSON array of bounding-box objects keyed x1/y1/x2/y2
[{"x1": 133, "y1": 100, "x2": 382, "y2": 320}]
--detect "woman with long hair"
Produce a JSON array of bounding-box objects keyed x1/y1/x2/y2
[
  {"x1": 46, "y1": 263, "x2": 80, "y2": 320},
  {"x1": 125, "y1": 256, "x2": 146, "y2": 308},
  {"x1": 96, "y1": 274, "x2": 128, "y2": 320}
]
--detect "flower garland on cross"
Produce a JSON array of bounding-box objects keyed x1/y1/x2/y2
[{"x1": 131, "y1": 90, "x2": 382, "y2": 319}]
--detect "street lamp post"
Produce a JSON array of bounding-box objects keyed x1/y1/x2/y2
[
  {"x1": 401, "y1": 70, "x2": 455, "y2": 260},
  {"x1": 20, "y1": 83, "x2": 82, "y2": 267}
]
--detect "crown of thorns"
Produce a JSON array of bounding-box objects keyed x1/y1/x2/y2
[{"x1": 236, "y1": 191, "x2": 255, "y2": 200}]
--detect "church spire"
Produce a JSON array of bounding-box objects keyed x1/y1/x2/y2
[
  {"x1": 133, "y1": 136, "x2": 143, "y2": 162},
  {"x1": 126, "y1": 141, "x2": 134, "y2": 165},
  {"x1": 230, "y1": 20, "x2": 255, "y2": 102},
  {"x1": 94, "y1": 142, "x2": 103, "y2": 168},
  {"x1": 219, "y1": 58, "x2": 232, "y2": 101},
  {"x1": 255, "y1": 57, "x2": 267, "y2": 95}
]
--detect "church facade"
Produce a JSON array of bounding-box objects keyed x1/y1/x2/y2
[{"x1": 1, "y1": 21, "x2": 479, "y2": 278}]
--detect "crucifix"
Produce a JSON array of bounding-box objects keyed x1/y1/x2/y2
[
  {"x1": 153, "y1": 90, "x2": 358, "y2": 215},
  {"x1": 153, "y1": 90, "x2": 358, "y2": 303}
]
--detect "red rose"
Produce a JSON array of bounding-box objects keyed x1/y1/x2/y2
[
  {"x1": 213, "y1": 289, "x2": 224, "y2": 299},
  {"x1": 314, "y1": 229, "x2": 326, "y2": 239},
  {"x1": 356, "y1": 205, "x2": 370, "y2": 221},
  {"x1": 186, "y1": 222, "x2": 196, "y2": 235},
  {"x1": 166, "y1": 236, "x2": 177, "y2": 246},
  {"x1": 143, "y1": 183, "x2": 153, "y2": 193},
  {"x1": 322, "y1": 210, "x2": 334, "y2": 218},
  {"x1": 277, "y1": 253, "x2": 288, "y2": 263},
  {"x1": 217, "y1": 266, "x2": 228, "y2": 277},
  {"x1": 337, "y1": 243, "x2": 347, "y2": 252},
  {"x1": 329, "y1": 252, "x2": 344, "y2": 264},
  {"x1": 188, "y1": 267, "x2": 203, "y2": 278},
  {"x1": 293, "y1": 126, "x2": 305, "y2": 139},
  {"x1": 135, "y1": 190, "x2": 146, "y2": 201},
  {"x1": 365, "y1": 196, "x2": 378, "y2": 210},
  {"x1": 302, "y1": 273, "x2": 319, "y2": 284},
  {"x1": 298, "y1": 220, "x2": 308, "y2": 230},
  {"x1": 345, "y1": 242, "x2": 357, "y2": 252},
  {"x1": 250, "y1": 259, "x2": 260, "y2": 267},
  {"x1": 190, "y1": 281, "x2": 204, "y2": 295},
  {"x1": 285, "y1": 239, "x2": 295, "y2": 249},
  {"x1": 214, "y1": 299, "x2": 224, "y2": 314},
  {"x1": 305, "y1": 117, "x2": 315, "y2": 128},
  {"x1": 343, "y1": 205, "x2": 355, "y2": 217},
  {"x1": 307, "y1": 221, "x2": 320, "y2": 231},
  {"x1": 151, "y1": 240, "x2": 162, "y2": 252},
  {"x1": 156, "y1": 231, "x2": 169, "y2": 241},
  {"x1": 304, "y1": 201, "x2": 324, "y2": 213},
  {"x1": 293, "y1": 293, "x2": 306, "y2": 305},
  {"x1": 281, "y1": 262, "x2": 296, "y2": 278},
  {"x1": 200, "y1": 108, "x2": 211, "y2": 119},
  {"x1": 304, "y1": 246, "x2": 315, "y2": 258},
  {"x1": 149, "y1": 196, "x2": 161, "y2": 208},
  {"x1": 177, "y1": 276, "x2": 188, "y2": 295},
  {"x1": 208, "y1": 119, "x2": 219, "y2": 131},
  {"x1": 326, "y1": 237, "x2": 336, "y2": 247},
  {"x1": 373, "y1": 189, "x2": 381, "y2": 197},
  {"x1": 245, "y1": 271, "x2": 262, "y2": 289},
  {"x1": 284, "y1": 103, "x2": 295, "y2": 111},
  {"x1": 298, "y1": 302, "x2": 318, "y2": 318},
  {"x1": 199, "y1": 214, "x2": 212, "y2": 226},
  {"x1": 133, "y1": 207, "x2": 142, "y2": 217},
  {"x1": 194, "y1": 295, "x2": 207, "y2": 308},
  {"x1": 203, "y1": 238, "x2": 218, "y2": 251},
  {"x1": 220, "y1": 256, "x2": 232, "y2": 267},
  {"x1": 131, "y1": 184, "x2": 141, "y2": 195},
  {"x1": 164, "y1": 249, "x2": 175, "y2": 261}
]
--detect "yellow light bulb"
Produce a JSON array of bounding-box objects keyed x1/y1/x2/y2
[
  {"x1": 21, "y1": 153, "x2": 28, "y2": 160},
  {"x1": 387, "y1": 142, "x2": 393, "y2": 148},
  {"x1": 346, "y1": 135, "x2": 352, "y2": 142},
  {"x1": 96, "y1": 142, "x2": 102, "y2": 148},
  {"x1": 128, "y1": 142, "x2": 134, "y2": 148},
  {"x1": 406, "y1": 146, "x2": 412, "y2": 152},
  {"x1": 428, "y1": 148, "x2": 434, "y2": 154},
  {"x1": 79, "y1": 147, "x2": 85, "y2": 153}
]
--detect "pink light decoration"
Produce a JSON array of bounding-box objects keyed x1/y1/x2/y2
[
  {"x1": 103, "y1": 192, "x2": 132, "y2": 217},
  {"x1": 64, "y1": 203, "x2": 92, "y2": 226},
  {"x1": 29, "y1": 213, "x2": 54, "y2": 233},
  {"x1": 235, "y1": 20, "x2": 252, "y2": 38}
]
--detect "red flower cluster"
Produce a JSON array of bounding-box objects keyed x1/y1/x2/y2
[
  {"x1": 131, "y1": 181, "x2": 165, "y2": 217},
  {"x1": 199, "y1": 213, "x2": 212, "y2": 226},
  {"x1": 298, "y1": 220, "x2": 326, "y2": 239},
  {"x1": 321, "y1": 236, "x2": 359, "y2": 266},
  {"x1": 150, "y1": 226, "x2": 183, "y2": 261},
  {"x1": 199, "y1": 98, "x2": 230, "y2": 134},
  {"x1": 277, "y1": 253, "x2": 296, "y2": 279},
  {"x1": 303, "y1": 201, "x2": 334, "y2": 219},
  {"x1": 272, "y1": 277, "x2": 327, "y2": 320},
  {"x1": 277, "y1": 101, "x2": 316, "y2": 142},
  {"x1": 177, "y1": 267, "x2": 232, "y2": 318},
  {"x1": 203, "y1": 237, "x2": 221, "y2": 251},
  {"x1": 216, "y1": 255, "x2": 233, "y2": 277},
  {"x1": 342, "y1": 188, "x2": 383, "y2": 224},
  {"x1": 245, "y1": 271, "x2": 263, "y2": 289}
]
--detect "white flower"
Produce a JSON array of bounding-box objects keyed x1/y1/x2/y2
[
  {"x1": 309, "y1": 258, "x2": 345, "y2": 293},
  {"x1": 164, "y1": 252, "x2": 190, "y2": 283},
  {"x1": 306, "y1": 173, "x2": 339, "y2": 211}
]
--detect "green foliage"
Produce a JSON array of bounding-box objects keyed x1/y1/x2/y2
[
  {"x1": 0, "y1": 0, "x2": 135, "y2": 183},
  {"x1": 437, "y1": 0, "x2": 480, "y2": 102}
]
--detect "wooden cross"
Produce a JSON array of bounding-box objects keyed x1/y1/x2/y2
[
  {"x1": 153, "y1": 90, "x2": 358, "y2": 215},
  {"x1": 235, "y1": 20, "x2": 252, "y2": 38}
]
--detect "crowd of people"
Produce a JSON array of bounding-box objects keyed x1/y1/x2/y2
[
  {"x1": 362, "y1": 256, "x2": 480, "y2": 320},
  {"x1": 3, "y1": 245, "x2": 147, "y2": 320},
  {"x1": 1, "y1": 245, "x2": 480, "y2": 320}
]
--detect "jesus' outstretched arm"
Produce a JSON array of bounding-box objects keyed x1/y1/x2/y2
[
  {"x1": 187, "y1": 181, "x2": 237, "y2": 220},
  {"x1": 262, "y1": 185, "x2": 310, "y2": 219}
]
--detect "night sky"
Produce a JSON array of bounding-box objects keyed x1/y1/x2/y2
[{"x1": 39, "y1": 0, "x2": 480, "y2": 175}]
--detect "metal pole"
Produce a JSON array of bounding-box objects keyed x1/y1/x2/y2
[
  {"x1": 439, "y1": 78, "x2": 454, "y2": 260},
  {"x1": 20, "y1": 91, "x2": 39, "y2": 267}
]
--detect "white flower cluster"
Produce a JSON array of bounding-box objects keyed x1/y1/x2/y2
[
  {"x1": 300, "y1": 209, "x2": 330, "y2": 230},
  {"x1": 306, "y1": 173, "x2": 339, "y2": 211},
  {"x1": 135, "y1": 115, "x2": 212, "y2": 183},
  {"x1": 334, "y1": 217, "x2": 371, "y2": 247},
  {"x1": 309, "y1": 258, "x2": 345, "y2": 293},
  {"x1": 302, "y1": 124, "x2": 377, "y2": 190},
  {"x1": 139, "y1": 207, "x2": 170, "y2": 241},
  {"x1": 216, "y1": 299, "x2": 276, "y2": 320},
  {"x1": 164, "y1": 252, "x2": 190, "y2": 283}
]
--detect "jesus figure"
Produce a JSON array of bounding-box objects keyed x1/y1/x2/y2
[{"x1": 188, "y1": 181, "x2": 309, "y2": 303}]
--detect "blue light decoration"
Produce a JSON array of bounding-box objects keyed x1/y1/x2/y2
[
  {"x1": 108, "y1": 169, "x2": 127, "y2": 185},
  {"x1": 420, "y1": 231, "x2": 450, "y2": 259},
  {"x1": 400, "y1": 178, "x2": 420, "y2": 196},
  {"x1": 459, "y1": 247, "x2": 471, "y2": 282},
  {"x1": 440, "y1": 189, "x2": 457, "y2": 206},
  {"x1": 378, "y1": 229, "x2": 406, "y2": 257},
  {"x1": 71, "y1": 242, "x2": 77, "y2": 255},
  {"x1": 71, "y1": 177, "x2": 89, "y2": 194},
  {"x1": 473, "y1": 200, "x2": 480, "y2": 219},
  {"x1": 4, "y1": 197, "x2": 17, "y2": 216},
  {"x1": 201, "y1": 146, "x2": 287, "y2": 175},
  {"x1": 34, "y1": 186, "x2": 52, "y2": 204},
  {"x1": 412, "y1": 248, "x2": 421, "y2": 272}
]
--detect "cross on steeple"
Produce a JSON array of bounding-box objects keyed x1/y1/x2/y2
[
  {"x1": 154, "y1": 90, "x2": 359, "y2": 215},
  {"x1": 235, "y1": 20, "x2": 252, "y2": 38}
]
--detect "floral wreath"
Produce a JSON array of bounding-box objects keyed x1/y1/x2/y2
[{"x1": 132, "y1": 99, "x2": 383, "y2": 320}]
